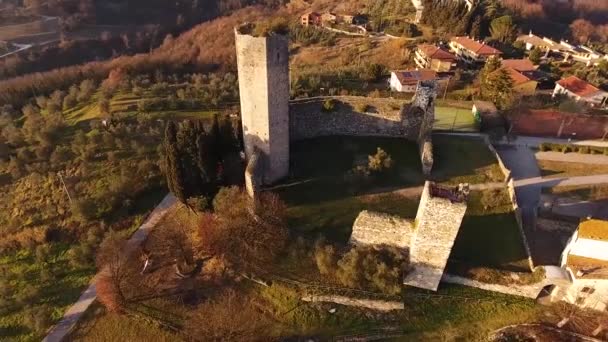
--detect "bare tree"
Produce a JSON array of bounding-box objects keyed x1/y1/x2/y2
[
  {"x1": 199, "y1": 187, "x2": 288, "y2": 275},
  {"x1": 184, "y1": 289, "x2": 270, "y2": 341}
]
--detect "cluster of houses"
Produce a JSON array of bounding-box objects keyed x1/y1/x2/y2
[
  {"x1": 518, "y1": 31, "x2": 607, "y2": 66},
  {"x1": 388, "y1": 35, "x2": 607, "y2": 108},
  {"x1": 300, "y1": 11, "x2": 364, "y2": 28}
]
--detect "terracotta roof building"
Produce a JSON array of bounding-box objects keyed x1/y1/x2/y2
[
  {"x1": 449, "y1": 36, "x2": 502, "y2": 64},
  {"x1": 389, "y1": 69, "x2": 438, "y2": 93},
  {"x1": 553, "y1": 76, "x2": 608, "y2": 108},
  {"x1": 415, "y1": 44, "x2": 457, "y2": 72}
]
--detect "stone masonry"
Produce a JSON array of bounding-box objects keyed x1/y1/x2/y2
[
  {"x1": 348, "y1": 182, "x2": 469, "y2": 292},
  {"x1": 235, "y1": 26, "x2": 290, "y2": 185},
  {"x1": 350, "y1": 211, "x2": 414, "y2": 250},
  {"x1": 235, "y1": 21, "x2": 438, "y2": 195},
  {"x1": 403, "y1": 181, "x2": 469, "y2": 291}
]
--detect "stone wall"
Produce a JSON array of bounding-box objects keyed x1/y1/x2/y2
[
  {"x1": 244, "y1": 150, "x2": 263, "y2": 198},
  {"x1": 404, "y1": 182, "x2": 469, "y2": 291},
  {"x1": 508, "y1": 178, "x2": 535, "y2": 271},
  {"x1": 350, "y1": 211, "x2": 413, "y2": 249},
  {"x1": 289, "y1": 96, "x2": 415, "y2": 141},
  {"x1": 236, "y1": 29, "x2": 290, "y2": 185}
]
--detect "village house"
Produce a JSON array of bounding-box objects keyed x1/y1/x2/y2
[
  {"x1": 415, "y1": 44, "x2": 457, "y2": 72},
  {"x1": 517, "y1": 31, "x2": 607, "y2": 66},
  {"x1": 449, "y1": 36, "x2": 502, "y2": 64},
  {"x1": 499, "y1": 59, "x2": 539, "y2": 96},
  {"x1": 557, "y1": 219, "x2": 608, "y2": 311},
  {"x1": 389, "y1": 69, "x2": 438, "y2": 93},
  {"x1": 300, "y1": 12, "x2": 321, "y2": 27},
  {"x1": 552, "y1": 75, "x2": 608, "y2": 108}
]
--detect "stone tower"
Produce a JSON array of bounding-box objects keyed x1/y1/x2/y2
[
  {"x1": 235, "y1": 25, "x2": 290, "y2": 186},
  {"x1": 404, "y1": 181, "x2": 469, "y2": 291}
]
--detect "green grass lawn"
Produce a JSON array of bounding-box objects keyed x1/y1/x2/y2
[
  {"x1": 434, "y1": 106, "x2": 477, "y2": 132},
  {"x1": 274, "y1": 136, "x2": 425, "y2": 242},
  {"x1": 451, "y1": 189, "x2": 531, "y2": 272},
  {"x1": 432, "y1": 135, "x2": 505, "y2": 185}
]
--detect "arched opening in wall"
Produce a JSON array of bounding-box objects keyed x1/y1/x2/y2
[{"x1": 536, "y1": 284, "x2": 556, "y2": 305}]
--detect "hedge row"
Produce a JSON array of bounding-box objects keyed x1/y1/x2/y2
[{"x1": 539, "y1": 142, "x2": 608, "y2": 155}]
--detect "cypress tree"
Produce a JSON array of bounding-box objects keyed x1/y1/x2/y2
[
  {"x1": 219, "y1": 115, "x2": 236, "y2": 154},
  {"x1": 164, "y1": 121, "x2": 187, "y2": 204}
]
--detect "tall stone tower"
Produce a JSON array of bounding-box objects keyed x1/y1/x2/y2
[
  {"x1": 235, "y1": 25, "x2": 290, "y2": 186},
  {"x1": 404, "y1": 181, "x2": 469, "y2": 291}
]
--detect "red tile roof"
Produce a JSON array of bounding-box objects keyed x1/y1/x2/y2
[
  {"x1": 393, "y1": 69, "x2": 437, "y2": 86},
  {"x1": 503, "y1": 67, "x2": 532, "y2": 85},
  {"x1": 557, "y1": 76, "x2": 601, "y2": 98},
  {"x1": 501, "y1": 59, "x2": 536, "y2": 72},
  {"x1": 418, "y1": 44, "x2": 457, "y2": 61},
  {"x1": 451, "y1": 36, "x2": 502, "y2": 56}
]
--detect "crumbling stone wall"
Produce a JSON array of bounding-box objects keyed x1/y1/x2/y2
[
  {"x1": 350, "y1": 210, "x2": 414, "y2": 249},
  {"x1": 404, "y1": 181, "x2": 469, "y2": 291},
  {"x1": 289, "y1": 96, "x2": 412, "y2": 140},
  {"x1": 244, "y1": 150, "x2": 264, "y2": 199},
  {"x1": 235, "y1": 28, "x2": 290, "y2": 185}
]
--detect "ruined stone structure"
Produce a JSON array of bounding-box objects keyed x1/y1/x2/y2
[
  {"x1": 235, "y1": 23, "x2": 438, "y2": 196},
  {"x1": 235, "y1": 26, "x2": 290, "y2": 190},
  {"x1": 350, "y1": 182, "x2": 469, "y2": 292},
  {"x1": 404, "y1": 181, "x2": 469, "y2": 291},
  {"x1": 289, "y1": 85, "x2": 437, "y2": 176},
  {"x1": 350, "y1": 211, "x2": 413, "y2": 250}
]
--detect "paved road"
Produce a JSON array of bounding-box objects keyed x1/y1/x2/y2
[{"x1": 42, "y1": 194, "x2": 176, "y2": 342}]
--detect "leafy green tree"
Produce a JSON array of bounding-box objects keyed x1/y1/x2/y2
[
  {"x1": 481, "y1": 68, "x2": 514, "y2": 110},
  {"x1": 529, "y1": 47, "x2": 543, "y2": 65},
  {"x1": 490, "y1": 15, "x2": 517, "y2": 44}
]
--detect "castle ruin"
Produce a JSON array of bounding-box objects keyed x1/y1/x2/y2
[
  {"x1": 235, "y1": 25, "x2": 290, "y2": 194},
  {"x1": 235, "y1": 25, "x2": 437, "y2": 197},
  {"x1": 350, "y1": 181, "x2": 470, "y2": 291}
]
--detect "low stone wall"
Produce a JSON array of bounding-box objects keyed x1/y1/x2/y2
[
  {"x1": 289, "y1": 96, "x2": 411, "y2": 141},
  {"x1": 350, "y1": 211, "x2": 413, "y2": 249},
  {"x1": 442, "y1": 274, "x2": 543, "y2": 299},
  {"x1": 301, "y1": 294, "x2": 404, "y2": 311},
  {"x1": 507, "y1": 178, "x2": 535, "y2": 271},
  {"x1": 482, "y1": 136, "x2": 511, "y2": 182}
]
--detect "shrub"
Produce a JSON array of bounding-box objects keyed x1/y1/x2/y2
[
  {"x1": 67, "y1": 243, "x2": 94, "y2": 268},
  {"x1": 322, "y1": 99, "x2": 337, "y2": 112},
  {"x1": 314, "y1": 240, "x2": 337, "y2": 275},
  {"x1": 35, "y1": 244, "x2": 52, "y2": 264},
  {"x1": 187, "y1": 196, "x2": 209, "y2": 212},
  {"x1": 578, "y1": 146, "x2": 590, "y2": 154},
  {"x1": 71, "y1": 198, "x2": 97, "y2": 222},
  {"x1": 562, "y1": 145, "x2": 571, "y2": 153},
  {"x1": 355, "y1": 103, "x2": 370, "y2": 112},
  {"x1": 539, "y1": 143, "x2": 550, "y2": 152},
  {"x1": 24, "y1": 304, "x2": 54, "y2": 335},
  {"x1": 368, "y1": 148, "x2": 393, "y2": 173},
  {"x1": 336, "y1": 246, "x2": 405, "y2": 295}
]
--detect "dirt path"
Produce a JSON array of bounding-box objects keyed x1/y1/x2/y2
[{"x1": 42, "y1": 194, "x2": 176, "y2": 342}]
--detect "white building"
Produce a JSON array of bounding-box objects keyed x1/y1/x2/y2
[
  {"x1": 556, "y1": 219, "x2": 608, "y2": 311},
  {"x1": 389, "y1": 70, "x2": 438, "y2": 93},
  {"x1": 553, "y1": 76, "x2": 608, "y2": 108},
  {"x1": 449, "y1": 36, "x2": 502, "y2": 64}
]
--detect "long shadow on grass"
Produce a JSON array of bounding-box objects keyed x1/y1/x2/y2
[
  {"x1": 431, "y1": 135, "x2": 502, "y2": 183},
  {"x1": 451, "y1": 213, "x2": 530, "y2": 272},
  {"x1": 277, "y1": 136, "x2": 424, "y2": 207}
]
